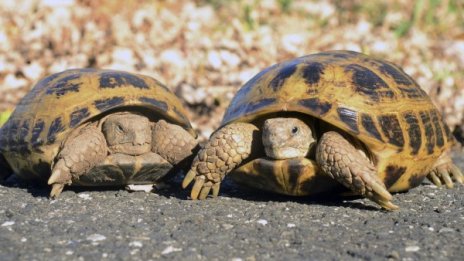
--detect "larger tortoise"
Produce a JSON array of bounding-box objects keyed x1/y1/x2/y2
[
  {"x1": 183, "y1": 50, "x2": 463, "y2": 210},
  {"x1": 0, "y1": 69, "x2": 197, "y2": 197}
]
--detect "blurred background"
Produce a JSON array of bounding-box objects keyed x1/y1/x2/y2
[{"x1": 0, "y1": 0, "x2": 463, "y2": 143}]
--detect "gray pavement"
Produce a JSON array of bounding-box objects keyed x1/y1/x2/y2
[{"x1": 0, "y1": 154, "x2": 463, "y2": 261}]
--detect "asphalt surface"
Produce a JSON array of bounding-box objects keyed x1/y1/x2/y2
[{"x1": 0, "y1": 154, "x2": 463, "y2": 261}]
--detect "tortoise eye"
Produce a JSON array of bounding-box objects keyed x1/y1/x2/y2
[
  {"x1": 116, "y1": 125, "x2": 124, "y2": 133},
  {"x1": 291, "y1": 126, "x2": 299, "y2": 134}
]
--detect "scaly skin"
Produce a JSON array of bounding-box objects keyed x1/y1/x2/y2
[
  {"x1": 152, "y1": 120, "x2": 198, "y2": 165},
  {"x1": 316, "y1": 131, "x2": 398, "y2": 210},
  {"x1": 182, "y1": 122, "x2": 258, "y2": 199},
  {"x1": 48, "y1": 125, "x2": 108, "y2": 198}
]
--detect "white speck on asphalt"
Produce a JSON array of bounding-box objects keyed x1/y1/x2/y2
[
  {"x1": 1, "y1": 221, "x2": 14, "y2": 226},
  {"x1": 405, "y1": 246, "x2": 420, "y2": 252},
  {"x1": 161, "y1": 246, "x2": 182, "y2": 255},
  {"x1": 231, "y1": 258, "x2": 243, "y2": 261},
  {"x1": 78, "y1": 193, "x2": 92, "y2": 200},
  {"x1": 129, "y1": 241, "x2": 143, "y2": 248},
  {"x1": 287, "y1": 223, "x2": 296, "y2": 228},
  {"x1": 257, "y1": 219, "x2": 268, "y2": 225},
  {"x1": 87, "y1": 234, "x2": 106, "y2": 242},
  {"x1": 439, "y1": 228, "x2": 454, "y2": 233},
  {"x1": 222, "y1": 224, "x2": 234, "y2": 230},
  {"x1": 21, "y1": 237, "x2": 27, "y2": 242},
  {"x1": 65, "y1": 250, "x2": 73, "y2": 255}
]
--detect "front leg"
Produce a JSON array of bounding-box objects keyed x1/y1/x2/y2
[
  {"x1": 316, "y1": 131, "x2": 398, "y2": 210},
  {"x1": 182, "y1": 122, "x2": 258, "y2": 200},
  {"x1": 151, "y1": 120, "x2": 198, "y2": 165},
  {"x1": 48, "y1": 125, "x2": 108, "y2": 198}
]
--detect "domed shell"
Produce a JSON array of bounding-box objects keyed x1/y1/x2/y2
[
  {"x1": 223, "y1": 51, "x2": 454, "y2": 191},
  {"x1": 0, "y1": 69, "x2": 195, "y2": 179}
]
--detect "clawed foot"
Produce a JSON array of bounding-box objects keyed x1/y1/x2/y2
[
  {"x1": 427, "y1": 163, "x2": 463, "y2": 188},
  {"x1": 47, "y1": 160, "x2": 72, "y2": 198},
  {"x1": 358, "y1": 171, "x2": 398, "y2": 210},
  {"x1": 182, "y1": 170, "x2": 221, "y2": 200}
]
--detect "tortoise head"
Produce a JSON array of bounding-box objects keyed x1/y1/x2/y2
[
  {"x1": 102, "y1": 112, "x2": 152, "y2": 156},
  {"x1": 262, "y1": 117, "x2": 315, "y2": 160}
]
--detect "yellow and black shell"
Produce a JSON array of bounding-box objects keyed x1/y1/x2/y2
[
  {"x1": 223, "y1": 50, "x2": 454, "y2": 195},
  {"x1": 0, "y1": 68, "x2": 195, "y2": 181}
]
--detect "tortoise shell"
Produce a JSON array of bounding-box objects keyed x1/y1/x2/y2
[
  {"x1": 0, "y1": 68, "x2": 195, "y2": 181},
  {"x1": 223, "y1": 50, "x2": 454, "y2": 194}
]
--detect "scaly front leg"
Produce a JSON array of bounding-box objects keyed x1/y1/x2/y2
[
  {"x1": 48, "y1": 125, "x2": 108, "y2": 198},
  {"x1": 316, "y1": 131, "x2": 398, "y2": 210},
  {"x1": 182, "y1": 122, "x2": 258, "y2": 200}
]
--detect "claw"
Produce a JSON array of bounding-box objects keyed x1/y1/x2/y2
[
  {"x1": 191, "y1": 176, "x2": 205, "y2": 200},
  {"x1": 199, "y1": 183, "x2": 212, "y2": 200},
  {"x1": 377, "y1": 199, "x2": 399, "y2": 211},
  {"x1": 50, "y1": 183, "x2": 65, "y2": 198},
  {"x1": 182, "y1": 170, "x2": 196, "y2": 189},
  {"x1": 368, "y1": 179, "x2": 392, "y2": 201},
  {"x1": 438, "y1": 167, "x2": 453, "y2": 188},
  {"x1": 48, "y1": 160, "x2": 72, "y2": 185},
  {"x1": 212, "y1": 182, "x2": 220, "y2": 197},
  {"x1": 48, "y1": 169, "x2": 62, "y2": 185},
  {"x1": 428, "y1": 170, "x2": 442, "y2": 186},
  {"x1": 450, "y1": 165, "x2": 464, "y2": 184}
]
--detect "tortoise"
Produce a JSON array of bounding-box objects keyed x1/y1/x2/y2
[
  {"x1": 182, "y1": 50, "x2": 463, "y2": 210},
  {"x1": 0, "y1": 69, "x2": 198, "y2": 197}
]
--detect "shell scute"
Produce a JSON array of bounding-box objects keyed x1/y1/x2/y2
[
  {"x1": 69, "y1": 108, "x2": 91, "y2": 128},
  {"x1": 99, "y1": 71, "x2": 149, "y2": 89},
  {"x1": 402, "y1": 112, "x2": 422, "y2": 155},
  {"x1": 45, "y1": 73, "x2": 82, "y2": 97},
  {"x1": 269, "y1": 61, "x2": 298, "y2": 91},
  {"x1": 298, "y1": 98, "x2": 332, "y2": 116},
  {"x1": 46, "y1": 117, "x2": 65, "y2": 145},
  {"x1": 93, "y1": 97, "x2": 125, "y2": 111},
  {"x1": 377, "y1": 114, "x2": 405, "y2": 148},
  {"x1": 31, "y1": 119, "x2": 45, "y2": 150},
  {"x1": 345, "y1": 64, "x2": 390, "y2": 102},
  {"x1": 360, "y1": 113, "x2": 383, "y2": 142},
  {"x1": 384, "y1": 165, "x2": 407, "y2": 188},
  {"x1": 337, "y1": 107, "x2": 359, "y2": 133},
  {"x1": 302, "y1": 61, "x2": 325, "y2": 86},
  {"x1": 419, "y1": 111, "x2": 435, "y2": 154},
  {"x1": 138, "y1": 97, "x2": 168, "y2": 112}
]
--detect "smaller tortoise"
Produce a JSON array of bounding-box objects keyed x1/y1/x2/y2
[
  {"x1": 0, "y1": 69, "x2": 198, "y2": 197},
  {"x1": 183, "y1": 50, "x2": 463, "y2": 210}
]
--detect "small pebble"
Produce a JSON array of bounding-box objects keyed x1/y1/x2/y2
[
  {"x1": 161, "y1": 246, "x2": 182, "y2": 255},
  {"x1": 1, "y1": 221, "x2": 14, "y2": 226},
  {"x1": 87, "y1": 234, "x2": 106, "y2": 242},
  {"x1": 78, "y1": 193, "x2": 92, "y2": 200},
  {"x1": 405, "y1": 246, "x2": 420, "y2": 252}
]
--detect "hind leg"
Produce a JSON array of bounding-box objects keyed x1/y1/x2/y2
[
  {"x1": 427, "y1": 153, "x2": 463, "y2": 188},
  {"x1": 48, "y1": 125, "x2": 108, "y2": 198}
]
